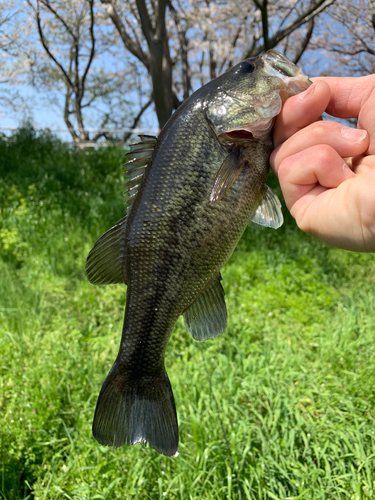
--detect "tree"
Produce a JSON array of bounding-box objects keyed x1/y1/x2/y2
[
  {"x1": 100, "y1": 0, "x2": 336, "y2": 129},
  {"x1": 311, "y1": 0, "x2": 375, "y2": 76},
  {"x1": 0, "y1": 2, "x2": 31, "y2": 111},
  {"x1": 26, "y1": 0, "x2": 152, "y2": 144}
]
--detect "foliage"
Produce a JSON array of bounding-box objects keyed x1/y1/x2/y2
[
  {"x1": 312, "y1": 0, "x2": 375, "y2": 76},
  {"x1": 1, "y1": 128, "x2": 375, "y2": 498},
  {"x1": 0, "y1": 1, "x2": 32, "y2": 110},
  {"x1": 23, "y1": 0, "x2": 147, "y2": 144}
]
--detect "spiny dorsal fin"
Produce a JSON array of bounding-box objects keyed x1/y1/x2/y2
[
  {"x1": 125, "y1": 135, "x2": 157, "y2": 211},
  {"x1": 86, "y1": 215, "x2": 128, "y2": 285},
  {"x1": 210, "y1": 147, "x2": 248, "y2": 203},
  {"x1": 183, "y1": 274, "x2": 227, "y2": 341},
  {"x1": 249, "y1": 184, "x2": 283, "y2": 229},
  {"x1": 139, "y1": 134, "x2": 157, "y2": 143}
]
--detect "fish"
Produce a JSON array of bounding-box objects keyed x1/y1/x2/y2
[{"x1": 86, "y1": 49, "x2": 311, "y2": 457}]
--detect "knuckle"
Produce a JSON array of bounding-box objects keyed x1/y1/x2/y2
[
  {"x1": 310, "y1": 121, "x2": 340, "y2": 140},
  {"x1": 310, "y1": 144, "x2": 335, "y2": 166},
  {"x1": 278, "y1": 156, "x2": 295, "y2": 182}
]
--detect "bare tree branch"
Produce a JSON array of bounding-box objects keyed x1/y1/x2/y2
[
  {"x1": 245, "y1": 0, "x2": 336, "y2": 57},
  {"x1": 293, "y1": 17, "x2": 314, "y2": 64},
  {"x1": 133, "y1": 0, "x2": 174, "y2": 127},
  {"x1": 81, "y1": 0, "x2": 96, "y2": 91},
  {"x1": 92, "y1": 113, "x2": 111, "y2": 142},
  {"x1": 155, "y1": 0, "x2": 167, "y2": 41},
  {"x1": 276, "y1": 0, "x2": 299, "y2": 31},
  {"x1": 136, "y1": 0, "x2": 155, "y2": 44},
  {"x1": 260, "y1": 0, "x2": 270, "y2": 50},
  {"x1": 268, "y1": 0, "x2": 335, "y2": 50},
  {"x1": 122, "y1": 96, "x2": 153, "y2": 142},
  {"x1": 100, "y1": 0, "x2": 150, "y2": 68},
  {"x1": 30, "y1": 0, "x2": 74, "y2": 88},
  {"x1": 64, "y1": 85, "x2": 78, "y2": 140},
  {"x1": 220, "y1": 15, "x2": 248, "y2": 73},
  {"x1": 39, "y1": 0, "x2": 75, "y2": 37},
  {"x1": 329, "y1": 47, "x2": 368, "y2": 56},
  {"x1": 168, "y1": 0, "x2": 191, "y2": 99}
]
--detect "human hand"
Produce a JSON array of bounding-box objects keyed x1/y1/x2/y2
[{"x1": 270, "y1": 75, "x2": 375, "y2": 252}]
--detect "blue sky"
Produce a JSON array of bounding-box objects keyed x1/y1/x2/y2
[{"x1": 0, "y1": 83, "x2": 160, "y2": 142}]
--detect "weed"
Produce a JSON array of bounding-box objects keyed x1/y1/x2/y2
[{"x1": 1, "y1": 126, "x2": 375, "y2": 499}]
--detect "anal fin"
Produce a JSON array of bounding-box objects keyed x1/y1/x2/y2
[{"x1": 183, "y1": 274, "x2": 227, "y2": 341}]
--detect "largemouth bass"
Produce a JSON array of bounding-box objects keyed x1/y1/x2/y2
[{"x1": 86, "y1": 50, "x2": 310, "y2": 457}]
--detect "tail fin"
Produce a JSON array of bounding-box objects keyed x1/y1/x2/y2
[{"x1": 92, "y1": 364, "x2": 179, "y2": 457}]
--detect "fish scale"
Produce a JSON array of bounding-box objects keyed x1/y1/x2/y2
[{"x1": 86, "y1": 49, "x2": 311, "y2": 456}]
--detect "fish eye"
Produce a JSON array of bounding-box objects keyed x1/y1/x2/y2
[{"x1": 238, "y1": 61, "x2": 255, "y2": 73}]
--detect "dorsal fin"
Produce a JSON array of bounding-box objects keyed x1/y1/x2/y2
[
  {"x1": 139, "y1": 134, "x2": 157, "y2": 143},
  {"x1": 86, "y1": 215, "x2": 128, "y2": 285},
  {"x1": 125, "y1": 135, "x2": 157, "y2": 211},
  {"x1": 86, "y1": 135, "x2": 158, "y2": 287}
]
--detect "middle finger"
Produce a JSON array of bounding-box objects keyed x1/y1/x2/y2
[{"x1": 271, "y1": 121, "x2": 369, "y2": 175}]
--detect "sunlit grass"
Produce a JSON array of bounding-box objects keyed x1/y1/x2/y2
[{"x1": 1, "y1": 127, "x2": 375, "y2": 499}]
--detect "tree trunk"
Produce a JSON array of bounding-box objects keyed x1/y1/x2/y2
[{"x1": 149, "y1": 37, "x2": 174, "y2": 128}]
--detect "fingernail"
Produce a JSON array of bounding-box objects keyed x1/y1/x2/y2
[
  {"x1": 299, "y1": 81, "x2": 316, "y2": 100},
  {"x1": 341, "y1": 127, "x2": 367, "y2": 142}
]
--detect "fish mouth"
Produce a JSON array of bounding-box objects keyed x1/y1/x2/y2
[
  {"x1": 219, "y1": 116, "x2": 276, "y2": 146},
  {"x1": 218, "y1": 76, "x2": 311, "y2": 146},
  {"x1": 224, "y1": 130, "x2": 255, "y2": 141}
]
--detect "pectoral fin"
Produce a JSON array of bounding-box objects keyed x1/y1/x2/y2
[
  {"x1": 210, "y1": 148, "x2": 247, "y2": 203},
  {"x1": 183, "y1": 274, "x2": 227, "y2": 342},
  {"x1": 250, "y1": 185, "x2": 283, "y2": 229},
  {"x1": 86, "y1": 216, "x2": 127, "y2": 285}
]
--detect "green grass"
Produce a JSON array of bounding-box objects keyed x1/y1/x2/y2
[{"x1": 1, "y1": 126, "x2": 375, "y2": 499}]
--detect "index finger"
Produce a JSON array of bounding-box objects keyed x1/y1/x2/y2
[
  {"x1": 315, "y1": 75, "x2": 375, "y2": 119},
  {"x1": 273, "y1": 80, "x2": 330, "y2": 148}
]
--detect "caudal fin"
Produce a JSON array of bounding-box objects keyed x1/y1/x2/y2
[{"x1": 92, "y1": 364, "x2": 179, "y2": 457}]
